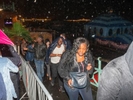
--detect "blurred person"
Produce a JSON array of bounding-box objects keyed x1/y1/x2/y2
[
  {"x1": 58, "y1": 37, "x2": 94, "y2": 100},
  {"x1": 97, "y1": 42, "x2": 133, "y2": 100},
  {"x1": 25, "y1": 41, "x2": 34, "y2": 66},
  {"x1": 20, "y1": 38, "x2": 27, "y2": 58},
  {"x1": 60, "y1": 33, "x2": 72, "y2": 50},
  {"x1": 47, "y1": 37, "x2": 65, "y2": 92},
  {"x1": 0, "y1": 50, "x2": 19, "y2": 100},
  {"x1": 0, "y1": 45, "x2": 21, "y2": 100},
  {"x1": 45, "y1": 39, "x2": 51, "y2": 80}
]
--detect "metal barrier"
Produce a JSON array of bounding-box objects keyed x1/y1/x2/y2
[
  {"x1": 90, "y1": 57, "x2": 109, "y2": 88},
  {"x1": 20, "y1": 56, "x2": 53, "y2": 100}
]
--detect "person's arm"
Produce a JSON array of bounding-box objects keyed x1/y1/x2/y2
[
  {"x1": 87, "y1": 51, "x2": 95, "y2": 75},
  {"x1": 50, "y1": 53, "x2": 62, "y2": 57},
  {"x1": 97, "y1": 65, "x2": 121, "y2": 100},
  {"x1": 8, "y1": 45, "x2": 21, "y2": 67},
  {"x1": 58, "y1": 50, "x2": 71, "y2": 81}
]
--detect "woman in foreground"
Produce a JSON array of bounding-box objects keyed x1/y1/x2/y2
[{"x1": 58, "y1": 37, "x2": 94, "y2": 100}]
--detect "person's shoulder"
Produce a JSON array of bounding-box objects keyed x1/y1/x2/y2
[{"x1": 0, "y1": 57, "x2": 9, "y2": 61}]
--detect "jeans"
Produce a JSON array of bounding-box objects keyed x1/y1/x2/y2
[
  {"x1": 34, "y1": 59, "x2": 44, "y2": 82},
  {"x1": 50, "y1": 62, "x2": 63, "y2": 87},
  {"x1": 64, "y1": 83, "x2": 93, "y2": 100}
]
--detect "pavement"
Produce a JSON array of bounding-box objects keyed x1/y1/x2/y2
[{"x1": 20, "y1": 76, "x2": 97, "y2": 100}]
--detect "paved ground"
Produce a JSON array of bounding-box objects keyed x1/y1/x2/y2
[
  {"x1": 20, "y1": 76, "x2": 97, "y2": 100},
  {"x1": 43, "y1": 77, "x2": 97, "y2": 100}
]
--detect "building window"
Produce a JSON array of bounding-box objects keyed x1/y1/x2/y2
[
  {"x1": 94, "y1": 27, "x2": 96, "y2": 34},
  {"x1": 88, "y1": 27, "x2": 91, "y2": 38},
  {"x1": 109, "y1": 29, "x2": 113, "y2": 36},
  {"x1": 117, "y1": 28, "x2": 120, "y2": 34},
  {"x1": 100, "y1": 28, "x2": 103, "y2": 36},
  {"x1": 124, "y1": 28, "x2": 128, "y2": 33}
]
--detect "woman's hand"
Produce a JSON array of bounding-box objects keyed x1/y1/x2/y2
[
  {"x1": 86, "y1": 63, "x2": 92, "y2": 71},
  {"x1": 68, "y1": 79, "x2": 72, "y2": 87}
]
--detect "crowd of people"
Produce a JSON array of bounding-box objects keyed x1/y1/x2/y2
[
  {"x1": 1, "y1": 32, "x2": 133, "y2": 100},
  {"x1": 20, "y1": 33, "x2": 95, "y2": 100}
]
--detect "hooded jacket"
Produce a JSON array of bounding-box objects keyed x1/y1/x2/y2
[
  {"x1": 45, "y1": 37, "x2": 65, "y2": 63},
  {"x1": 97, "y1": 42, "x2": 133, "y2": 100}
]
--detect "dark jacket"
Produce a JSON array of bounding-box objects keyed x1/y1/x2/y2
[
  {"x1": 34, "y1": 42, "x2": 46, "y2": 60},
  {"x1": 58, "y1": 50, "x2": 94, "y2": 85},
  {"x1": 8, "y1": 45, "x2": 21, "y2": 66},
  {"x1": 97, "y1": 42, "x2": 133, "y2": 100}
]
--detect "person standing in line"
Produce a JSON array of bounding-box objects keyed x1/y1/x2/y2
[
  {"x1": 25, "y1": 41, "x2": 34, "y2": 66},
  {"x1": 20, "y1": 38, "x2": 27, "y2": 58},
  {"x1": 45, "y1": 39, "x2": 51, "y2": 80},
  {"x1": 25, "y1": 35, "x2": 46, "y2": 82},
  {"x1": 58, "y1": 37, "x2": 94, "y2": 100},
  {"x1": 47, "y1": 37, "x2": 65, "y2": 92},
  {"x1": 0, "y1": 45, "x2": 21, "y2": 100},
  {"x1": 0, "y1": 50, "x2": 19, "y2": 100}
]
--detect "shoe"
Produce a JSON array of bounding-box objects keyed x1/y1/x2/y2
[
  {"x1": 50, "y1": 81, "x2": 54, "y2": 86},
  {"x1": 59, "y1": 86, "x2": 65, "y2": 93}
]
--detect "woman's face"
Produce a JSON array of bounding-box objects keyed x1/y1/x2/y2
[
  {"x1": 77, "y1": 43, "x2": 87, "y2": 56},
  {"x1": 46, "y1": 41, "x2": 50, "y2": 47}
]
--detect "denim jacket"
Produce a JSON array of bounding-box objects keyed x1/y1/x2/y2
[{"x1": 0, "y1": 57, "x2": 18, "y2": 100}]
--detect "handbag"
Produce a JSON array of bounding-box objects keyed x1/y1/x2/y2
[{"x1": 69, "y1": 72, "x2": 88, "y2": 89}]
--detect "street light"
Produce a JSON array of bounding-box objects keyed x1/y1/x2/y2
[{"x1": 0, "y1": 8, "x2": 3, "y2": 11}]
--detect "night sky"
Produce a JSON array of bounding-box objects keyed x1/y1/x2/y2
[{"x1": 1, "y1": 0, "x2": 133, "y2": 21}]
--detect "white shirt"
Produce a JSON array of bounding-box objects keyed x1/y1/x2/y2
[{"x1": 51, "y1": 44, "x2": 65, "y2": 64}]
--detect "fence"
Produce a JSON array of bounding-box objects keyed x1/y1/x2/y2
[
  {"x1": 20, "y1": 56, "x2": 53, "y2": 100},
  {"x1": 90, "y1": 57, "x2": 109, "y2": 88}
]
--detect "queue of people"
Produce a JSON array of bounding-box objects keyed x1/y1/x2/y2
[
  {"x1": 1, "y1": 31, "x2": 133, "y2": 100},
  {"x1": 20, "y1": 33, "x2": 95, "y2": 100}
]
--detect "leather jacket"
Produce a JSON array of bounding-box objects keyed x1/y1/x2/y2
[{"x1": 34, "y1": 42, "x2": 46, "y2": 60}]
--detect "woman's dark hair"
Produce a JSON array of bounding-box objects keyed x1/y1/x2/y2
[
  {"x1": 66, "y1": 37, "x2": 90, "y2": 63},
  {"x1": 72, "y1": 37, "x2": 89, "y2": 53},
  {"x1": 45, "y1": 38, "x2": 50, "y2": 44}
]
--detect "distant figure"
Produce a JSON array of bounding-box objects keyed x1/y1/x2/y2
[
  {"x1": 60, "y1": 33, "x2": 72, "y2": 50},
  {"x1": 97, "y1": 42, "x2": 133, "y2": 100},
  {"x1": 58, "y1": 37, "x2": 94, "y2": 100},
  {"x1": 25, "y1": 41, "x2": 34, "y2": 66},
  {"x1": 20, "y1": 38, "x2": 27, "y2": 58},
  {"x1": 45, "y1": 39, "x2": 51, "y2": 80},
  {"x1": 0, "y1": 50, "x2": 19, "y2": 100}
]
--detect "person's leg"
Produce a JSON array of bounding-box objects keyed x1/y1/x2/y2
[
  {"x1": 50, "y1": 63, "x2": 58, "y2": 85},
  {"x1": 79, "y1": 87, "x2": 93, "y2": 100},
  {"x1": 64, "y1": 83, "x2": 79, "y2": 100},
  {"x1": 34, "y1": 59, "x2": 42, "y2": 81},
  {"x1": 40, "y1": 60, "x2": 44, "y2": 78},
  {"x1": 47, "y1": 63, "x2": 51, "y2": 79}
]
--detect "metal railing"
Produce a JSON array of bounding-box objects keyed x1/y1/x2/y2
[
  {"x1": 20, "y1": 56, "x2": 53, "y2": 100},
  {"x1": 90, "y1": 57, "x2": 109, "y2": 88}
]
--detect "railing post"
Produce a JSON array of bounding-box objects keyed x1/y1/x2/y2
[{"x1": 97, "y1": 57, "x2": 102, "y2": 86}]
